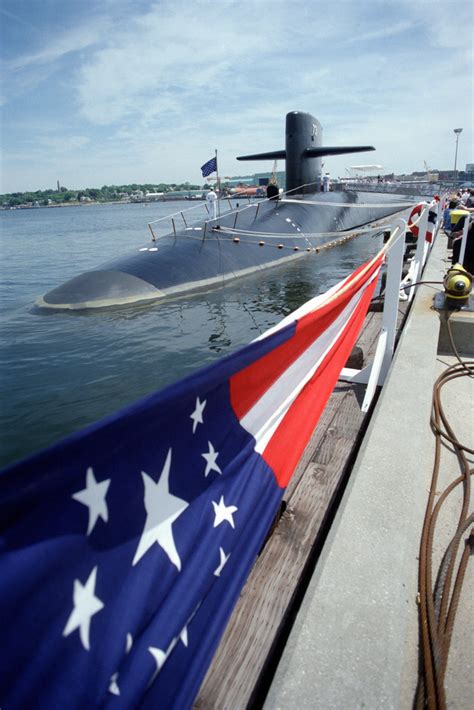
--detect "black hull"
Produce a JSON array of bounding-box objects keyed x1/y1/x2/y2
[{"x1": 37, "y1": 190, "x2": 416, "y2": 311}]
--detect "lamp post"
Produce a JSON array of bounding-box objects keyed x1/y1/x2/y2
[{"x1": 453, "y1": 128, "x2": 462, "y2": 180}]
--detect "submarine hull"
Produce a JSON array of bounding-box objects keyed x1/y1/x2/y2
[{"x1": 38, "y1": 191, "x2": 415, "y2": 311}]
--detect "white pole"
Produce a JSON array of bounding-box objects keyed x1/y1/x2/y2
[
  {"x1": 408, "y1": 205, "x2": 429, "y2": 302},
  {"x1": 379, "y1": 218, "x2": 407, "y2": 383},
  {"x1": 458, "y1": 215, "x2": 470, "y2": 265},
  {"x1": 215, "y1": 149, "x2": 221, "y2": 217}
]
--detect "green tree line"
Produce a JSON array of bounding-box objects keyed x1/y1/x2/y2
[{"x1": 1, "y1": 182, "x2": 206, "y2": 208}]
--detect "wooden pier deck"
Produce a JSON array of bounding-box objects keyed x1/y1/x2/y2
[{"x1": 195, "y1": 299, "x2": 409, "y2": 709}]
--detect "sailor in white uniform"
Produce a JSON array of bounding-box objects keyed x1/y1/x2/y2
[{"x1": 206, "y1": 189, "x2": 218, "y2": 219}]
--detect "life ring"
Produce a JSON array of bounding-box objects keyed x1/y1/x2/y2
[{"x1": 408, "y1": 201, "x2": 435, "y2": 242}]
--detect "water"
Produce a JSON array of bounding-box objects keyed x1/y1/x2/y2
[{"x1": 0, "y1": 200, "x2": 384, "y2": 467}]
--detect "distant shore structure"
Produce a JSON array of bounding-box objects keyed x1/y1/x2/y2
[{"x1": 1, "y1": 165, "x2": 473, "y2": 210}]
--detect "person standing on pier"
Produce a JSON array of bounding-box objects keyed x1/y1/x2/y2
[{"x1": 322, "y1": 172, "x2": 331, "y2": 192}]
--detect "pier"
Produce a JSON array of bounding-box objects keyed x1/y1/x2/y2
[{"x1": 196, "y1": 219, "x2": 473, "y2": 708}]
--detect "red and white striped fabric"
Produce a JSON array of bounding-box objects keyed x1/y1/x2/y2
[{"x1": 230, "y1": 251, "x2": 384, "y2": 487}]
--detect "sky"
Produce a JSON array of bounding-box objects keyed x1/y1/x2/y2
[{"x1": 0, "y1": 0, "x2": 472, "y2": 193}]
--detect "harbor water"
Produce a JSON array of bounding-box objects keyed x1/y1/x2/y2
[{"x1": 0, "y1": 200, "x2": 385, "y2": 467}]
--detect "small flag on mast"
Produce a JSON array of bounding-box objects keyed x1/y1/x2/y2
[{"x1": 200, "y1": 157, "x2": 217, "y2": 177}]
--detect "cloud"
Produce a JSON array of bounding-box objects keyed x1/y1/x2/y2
[
  {"x1": 7, "y1": 23, "x2": 109, "y2": 72},
  {"x1": 75, "y1": 1, "x2": 293, "y2": 125},
  {"x1": 343, "y1": 19, "x2": 417, "y2": 44},
  {"x1": 1, "y1": 0, "x2": 472, "y2": 193},
  {"x1": 0, "y1": 7, "x2": 37, "y2": 30}
]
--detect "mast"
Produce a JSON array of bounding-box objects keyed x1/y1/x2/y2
[{"x1": 215, "y1": 148, "x2": 221, "y2": 215}]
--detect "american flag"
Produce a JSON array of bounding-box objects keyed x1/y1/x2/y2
[
  {"x1": 200, "y1": 156, "x2": 217, "y2": 178},
  {"x1": 0, "y1": 253, "x2": 383, "y2": 708}
]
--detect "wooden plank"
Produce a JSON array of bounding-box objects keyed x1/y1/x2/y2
[
  {"x1": 195, "y1": 300, "x2": 409, "y2": 709},
  {"x1": 195, "y1": 388, "x2": 368, "y2": 709}
]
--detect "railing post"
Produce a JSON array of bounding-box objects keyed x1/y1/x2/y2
[
  {"x1": 148, "y1": 223, "x2": 157, "y2": 242},
  {"x1": 434, "y1": 199, "x2": 443, "y2": 238},
  {"x1": 379, "y1": 218, "x2": 406, "y2": 383},
  {"x1": 339, "y1": 218, "x2": 407, "y2": 411},
  {"x1": 408, "y1": 205, "x2": 428, "y2": 302},
  {"x1": 458, "y1": 215, "x2": 470, "y2": 266},
  {"x1": 180, "y1": 211, "x2": 187, "y2": 227}
]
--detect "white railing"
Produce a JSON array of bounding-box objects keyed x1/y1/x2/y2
[
  {"x1": 146, "y1": 180, "x2": 418, "y2": 243},
  {"x1": 456, "y1": 213, "x2": 470, "y2": 265},
  {"x1": 339, "y1": 197, "x2": 445, "y2": 411}
]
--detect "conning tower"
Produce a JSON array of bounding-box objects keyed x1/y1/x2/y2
[{"x1": 237, "y1": 111, "x2": 375, "y2": 194}]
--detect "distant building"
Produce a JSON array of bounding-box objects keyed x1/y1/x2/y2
[{"x1": 225, "y1": 171, "x2": 286, "y2": 189}]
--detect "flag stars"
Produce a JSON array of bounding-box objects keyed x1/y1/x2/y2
[
  {"x1": 201, "y1": 441, "x2": 222, "y2": 477},
  {"x1": 133, "y1": 449, "x2": 189, "y2": 571},
  {"x1": 62, "y1": 566, "x2": 104, "y2": 651},
  {"x1": 72, "y1": 467, "x2": 111, "y2": 535},
  {"x1": 148, "y1": 621, "x2": 190, "y2": 685},
  {"x1": 109, "y1": 673, "x2": 120, "y2": 696},
  {"x1": 190, "y1": 396, "x2": 206, "y2": 434},
  {"x1": 214, "y1": 547, "x2": 230, "y2": 576},
  {"x1": 108, "y1": 633, "x2": 134, "y2": 696},
  {"x1": 148, "y1": 647, "x2": 167, "y2": 686},
  {"x1": 212, "y1": 496, "x2": 238, "y2": 529}
]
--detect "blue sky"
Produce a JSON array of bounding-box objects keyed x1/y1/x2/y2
[{"x1": 1, "y1": 0, "x2": 472, "y2": 192}]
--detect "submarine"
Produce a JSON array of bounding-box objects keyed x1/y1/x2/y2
[{"x1": 37, "y1": 111, "x2": 416, "y2": 311}]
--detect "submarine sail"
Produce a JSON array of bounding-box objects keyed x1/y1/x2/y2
[{"x1": 237, "y1": 111, "x2": 374, "y2": 194}]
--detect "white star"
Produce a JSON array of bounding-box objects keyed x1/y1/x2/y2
[
  {"x1": 109, "y1": 673, "x2": 120, "y2": 696},
  {"x1": 201, "y1": 441, "x2": 222, "y2": 477},
  {"x1": 212, "y1": 496, "x2": 238, "y2": 529},
  {"x1": 108, "y1": 633, "x2": 133, "y2": 695},
  {"x1": 180, "y1": 625, "x2": 189, "y2": 648},
  {"x1": 62, "y1": 566, "x2": 104, "y2": 651},
  {"x1": 132, "y1": 449, "x2": 189, "y2": 570},
  {"x1": 72, "y1": 467, "x2": 111, "y2": 535},
  {"x1": 190, "y1": 396, "x2": 206, "y2": 433},
  {"x1": 148, "y1": 621, "x2": 189, "y2": 686},
  {"x1": 214, "y1": 547, "x2": 230, "y2": 577},
  {"x1": 148, "y1": 646, "x2": 168, "y2": 686}
]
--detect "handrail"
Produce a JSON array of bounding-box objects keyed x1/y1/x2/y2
[
  {"x1": 148, "y1": 200, "x2": 208, "y2": 226},
  {"x1": 146, "y1": 178, "x2": 421, "y2": 243}
]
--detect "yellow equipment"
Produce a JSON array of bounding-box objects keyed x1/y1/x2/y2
[{"x1": 443, "y1": 263, "x2": 472, "y2": 307}]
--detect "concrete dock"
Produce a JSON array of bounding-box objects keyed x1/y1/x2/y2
[{"x1": 264, "y1": 232, "x2": 473, "y2": 709}]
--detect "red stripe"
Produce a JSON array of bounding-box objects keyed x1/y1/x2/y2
[
  {"x1": 263, "y1": 275, "x2": 379, "y2": 487},
  {"x1": 230, "y1": 257, "x2": 381, "y2": 420}
]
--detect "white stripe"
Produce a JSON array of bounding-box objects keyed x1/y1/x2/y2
[{"x1": 241, "y1": 272, "x2": 379, "y2": 453}]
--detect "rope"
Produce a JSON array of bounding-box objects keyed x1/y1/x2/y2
[
  {"x1": 415, "y1": 347, "x2": 474, "y2": 710},
  {"x1": 213, "y1": 224, "x2": 385, "y2": 240},
  {"x1": 208, "y1": 230, "x2": 367, "y2": 253}
]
